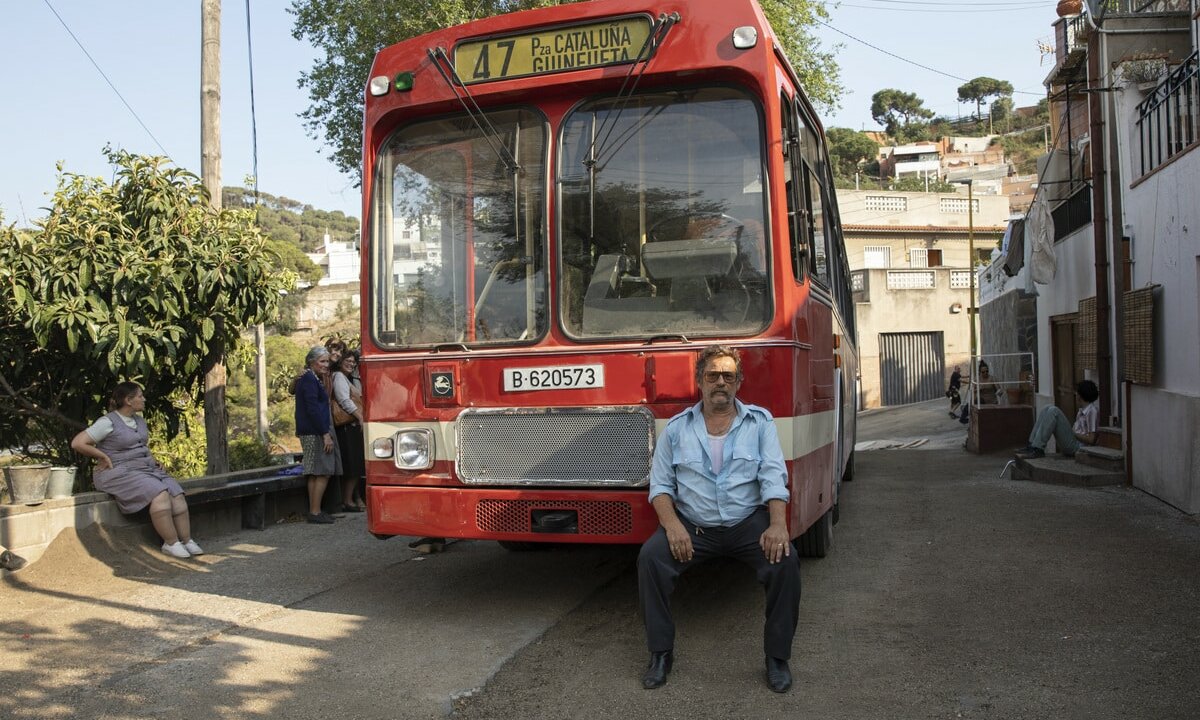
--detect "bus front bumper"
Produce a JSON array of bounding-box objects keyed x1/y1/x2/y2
[{"x1": 367, "y1": 485, "x2": 659, "y2": 544}]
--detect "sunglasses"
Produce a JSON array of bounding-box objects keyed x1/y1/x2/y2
[{"x1": 703, "y1": 371, "x2": 739, "y2": 384}]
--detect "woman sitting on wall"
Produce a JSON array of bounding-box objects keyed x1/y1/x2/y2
[{"x1": 70, "y1": 382, "x2": 204, "y2": 559}]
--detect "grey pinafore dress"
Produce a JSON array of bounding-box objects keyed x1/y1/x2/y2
[{"x1": 93, "y1": 411, "x2": 185, "y2": 513}]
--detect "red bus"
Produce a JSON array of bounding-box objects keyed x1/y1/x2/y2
[{"x1": 359, "y1": 0, "x2": 858, "y2": 556}]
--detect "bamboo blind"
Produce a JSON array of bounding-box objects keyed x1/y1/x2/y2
[{"x1": 1122, "y1": 286, "x2": 1157, "y2": 384}]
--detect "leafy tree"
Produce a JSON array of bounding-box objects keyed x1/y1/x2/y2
[
  {"x1": 889, "y1": 176, "x2": 955, "y2": 193},
  {"x1": 0, "y1": 149, "x2": 297, "y2": 466},
  {"x1": 956, "y1": 76, "x2": 1014, "y2": 125},
  {"x1": 758, "y1": 0, "x2": 843, "y2": 112},
  {"x1": 826, "y1": 128, "x2": 880, "y2": 180},
  {"x1": 870, "y1": 89, "x2": 934, "y2": 137},
  {"x1": 292, "y1": 0, "x2": 844, "y2": 180}
]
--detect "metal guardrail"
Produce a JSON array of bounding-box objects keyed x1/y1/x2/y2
[{"x1": 1136, "y1": 51, "x2": 1200, "y2": 176}]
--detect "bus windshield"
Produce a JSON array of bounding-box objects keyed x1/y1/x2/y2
[
  {"x1": 559, "y1": 87, "x2": 770, "y2": 339},
  {"x1": 370, "y1": 108, "x2": 547, "y2": 348}
]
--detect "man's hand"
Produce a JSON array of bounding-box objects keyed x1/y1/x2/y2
[
  {"x1": 664, "y1": 521, "x2": 694, "y2": 563},
  {"x1": 759, "y1": 522, "x2": 791, "y2": 564}
]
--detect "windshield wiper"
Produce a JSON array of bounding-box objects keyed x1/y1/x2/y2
[
  {"x1": 584, "y1": 12, "x2": 681, "y2": 173},
  {"x1": 426, "y1": 47, "x2": 521, "y2": 176}
]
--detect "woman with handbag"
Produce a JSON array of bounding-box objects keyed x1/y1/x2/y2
[{"x1": 332, "y1": 350, "x2": 367, "y2": 512}]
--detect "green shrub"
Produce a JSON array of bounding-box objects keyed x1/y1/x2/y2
[{"x1": 229, "y1": 434, "x2": 273, "y2": 471}]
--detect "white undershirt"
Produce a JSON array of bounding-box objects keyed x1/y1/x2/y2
[
  {"x1": 84, "y1": 413, "x2": 138, "y2": 443},
  {"x1": 708, "y1": 433, "x2": 727, "y2": 475}
]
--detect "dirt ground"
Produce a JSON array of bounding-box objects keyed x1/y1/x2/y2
[{"x1": 3, "y1": 399, "x2": 1199, "y2": 719}]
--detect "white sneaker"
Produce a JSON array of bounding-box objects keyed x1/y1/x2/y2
[
  {"x1": 182, "y1": 539, "x2": 205, "y2": 556},
  {"x1": 161, "y1": 541, "x2": 191, "y2": 559}
]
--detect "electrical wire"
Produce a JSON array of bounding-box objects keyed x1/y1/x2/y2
[
  {"x1": 245, "y1": 0, "x2": 260, "y2": 213},
  {"x1": 846, "y1": 0, "x2": 1045, "y2": 6},
  {"x1": 816, "y1": 19, "x2": 1046, "y2": 97},
  {"x1": 837, "y1": 3, "x2": 1046, "y2": 12},
  {"x1": 41, "y1": 0, "x2": 171, "y2": 158}
]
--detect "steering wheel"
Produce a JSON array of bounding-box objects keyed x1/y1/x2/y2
[{"x1": 647, "y1": 212, "x2": 744, "y2": 244}]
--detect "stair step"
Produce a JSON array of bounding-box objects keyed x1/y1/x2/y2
[
  {"x1": 1013, "y1": 455, "x2": 1124, "y2": 487},
  {"x1": 1095, "y1": 426, "x2": 1122, "y2": 450},
  {"x1": 1075, "y1": 445, "x2": 1125, "y2": 473}
]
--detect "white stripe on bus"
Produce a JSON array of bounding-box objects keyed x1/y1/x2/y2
[{"x1": 364, "y1": 411, "x2": 837, "y2": 464}]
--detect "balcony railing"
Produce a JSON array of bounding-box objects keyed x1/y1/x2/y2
[
  {"x1": 1052, "y1": 184, "x2": 1093, "y2": 241},
  {"x1": 1053, "y1": 13, "x2": 1090, "y2": 67},
  {"x1": 1136, "y1": 51, "x2": 1199, "y2": 176},
  {"x1": 1093, "y1": 0, "x2": 1190, "y2": 18}
]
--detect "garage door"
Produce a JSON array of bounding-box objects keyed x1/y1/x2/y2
[{"x1": 879, "y1": 331, "x2": 945, "y2": 406}]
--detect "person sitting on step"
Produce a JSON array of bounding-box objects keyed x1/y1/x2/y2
[{"x1": 1014, "y1": 380, "x2": 1099, "y2": 459}]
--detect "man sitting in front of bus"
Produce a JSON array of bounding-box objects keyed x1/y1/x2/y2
[{"x1": 637, "y1": 345, "x2": 800, "y2": 693}]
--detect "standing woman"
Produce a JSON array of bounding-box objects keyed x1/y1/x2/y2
[
  {"x1": 71, "y1": 382, "x2": 203, "y2": 559},
  {"x1": 332, "y1": 350, "x2": 366, "y2": 512},
  {"x1": 296, "y1": 345, "x2": 342, "y2": 524}
]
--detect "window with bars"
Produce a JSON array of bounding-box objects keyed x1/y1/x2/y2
[
  {"x1": 908, "y1": 248, "x2": 945, "y2": 268},
  {"x1": 863, "y1": 245, "x2": 892, "y2": 268},
  {"x1": 865, "y1": 195, "x2": 908, "y2": 212},
  {"x1": 950, "y1": 270, "x2": 973, "y2": 288},
  {"x1": 887, "y1": 270, "x2": 935, "y2": 289},
  {"x1": 940, "y1": 197, "x2": 981, "y2": 214}
]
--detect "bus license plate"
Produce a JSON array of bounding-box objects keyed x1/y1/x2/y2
[{"x1": 503, "y1": 364, "x2": 604, "y2": 392}]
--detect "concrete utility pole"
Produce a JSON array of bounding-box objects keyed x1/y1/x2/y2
[
  {"x1": 201, "y1": 0, "x2": 229, "y2": 474},
  {"x1": 966, "y1": 179, "x2": 977, "y2": 360}
]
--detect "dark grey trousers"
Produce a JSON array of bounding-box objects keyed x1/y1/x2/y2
[{"x1": 637, "y1": 506, "x2": 802, "y2": 659}]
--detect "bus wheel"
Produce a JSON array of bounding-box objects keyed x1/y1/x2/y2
[
  {"x1": 798, "y1": 508, "x2": 833, "y2": 558},
  {"x1": 498, "y1": 541, "x2": 546, "y2": 552}
]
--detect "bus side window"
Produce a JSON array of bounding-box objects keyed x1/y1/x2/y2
[
  {"x1": 781, "y1": 93, "x2": 806, "y2": 282},
  {"x1": 804, "y1": 126, "x2": 830, "y2": 287}
]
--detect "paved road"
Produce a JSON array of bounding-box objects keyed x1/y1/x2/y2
[{"x1": 2, "y1": 400, "x2": 1198, "y2": 719}]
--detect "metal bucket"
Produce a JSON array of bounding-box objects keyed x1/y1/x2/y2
[
  {"x1": 4, "y1": 464, "x2": 52, "y2": 505},
  {"x1": 46, "y1": 466, "x2": 77, "y2": 499}
]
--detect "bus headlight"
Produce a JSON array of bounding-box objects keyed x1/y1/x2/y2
[{"x1": 394, "y1": 429, "x2": 434, "y2": 470}]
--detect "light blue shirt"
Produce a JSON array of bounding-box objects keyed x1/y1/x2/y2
[{"x1": 648, "y1": 399, "x2": 790, "y2": 527}]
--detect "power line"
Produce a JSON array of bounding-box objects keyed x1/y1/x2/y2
[
  {"x1": 851, "y1": 0, "x2": 1045, "y2": 6},
  {"x1": 838, "y1": 3, "x2": 1046, "y2": 13},
  {"x1": 41, "y1": 0, "x2": 171, "y2": 158},
  {"x1": 816, "y1": 20, "x2": 1045, "y2": 97},
  {"x1": 245, "y1": 0, "x2": 260, "y2": 208}
]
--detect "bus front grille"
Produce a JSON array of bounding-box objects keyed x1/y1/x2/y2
[
  {"x1": 476, "y1": 499, "x2": 634, "y2": 535},
  {"x1": 456, "y1": 406, "x2": 654, "y2": 486}
]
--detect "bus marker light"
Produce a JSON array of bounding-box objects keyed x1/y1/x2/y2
[
  {"x1": 394, "y1": 72, "x2": 415, "y2": 92},
  {"x1": 372, "y1": 437, "x2": 394, "y2": 458},
  {"x1": 732, "y1": 27, "x2": 758, "y2": 49},
  {"x1": 395, "y1": 429, "x2": 434, "y2": 470},
  {"x1": 369, "y1": 76, "x2": 391, "y2": 96}
]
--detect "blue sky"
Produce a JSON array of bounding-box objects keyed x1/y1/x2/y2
[{"x1": 1, "y1": 1, "x2": 1057, "y2": 227}]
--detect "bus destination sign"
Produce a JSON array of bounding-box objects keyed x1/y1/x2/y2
[{"x1": 454, "y1": 16, "x2": 652, "y2": 85}]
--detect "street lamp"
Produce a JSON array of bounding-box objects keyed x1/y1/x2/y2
[{"x1": 951, "y1": 178, "x2": 978, "y2": 359}]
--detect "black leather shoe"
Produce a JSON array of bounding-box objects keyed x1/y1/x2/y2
[
  {"x1": 765, "y1": 656, "x2": 792, "y2": 693},
  {"x1": 641, "y1": 650, "x2": 673, "y2": 689}
]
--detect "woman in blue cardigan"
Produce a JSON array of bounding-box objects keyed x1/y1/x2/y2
[{"x1": 295, "y1": 345, "x2": 342, "y2": 524}]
